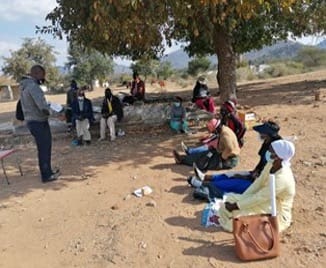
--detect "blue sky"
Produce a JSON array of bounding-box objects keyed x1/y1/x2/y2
[
  {"x1": 0, "y1": 0, "x2": 324, "y2": 69},
  {"x1": 0, "y1": 0, "x2": 69, "y2": 66},
  {"x1": 0, "y1": 0, "x2": 179, "y2": 68}
]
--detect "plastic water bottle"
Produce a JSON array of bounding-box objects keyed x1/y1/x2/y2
[{"x1": 117, "y1": 129, "x2": 125, "y2": 137}]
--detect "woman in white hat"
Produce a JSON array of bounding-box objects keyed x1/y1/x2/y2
[
  {"x1": 216, "y1": 139, "x2": 296, "y2": 232},
  {"x1": 192, "y1": 76, "x2": 216, "y2": 113}
]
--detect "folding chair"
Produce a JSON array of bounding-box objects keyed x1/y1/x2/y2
[{"x1": 0, "y1": 149, "x2": 23, "y2": 185}]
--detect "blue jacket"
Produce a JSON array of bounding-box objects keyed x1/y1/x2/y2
[{"x1": 71, "y1": 98, "x2": 94, "y2": 126}]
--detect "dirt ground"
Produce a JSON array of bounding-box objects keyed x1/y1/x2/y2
[{"x1": 0, "y1": 70, "x2": 325, "y2": 268}]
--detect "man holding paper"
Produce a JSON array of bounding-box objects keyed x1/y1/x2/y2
[
  {"x1": 20, "y1": 65, "x2": 60, "y2": 183},
  {"x1": 216, "y1": 140, "x2": 296, "y2": 232}
]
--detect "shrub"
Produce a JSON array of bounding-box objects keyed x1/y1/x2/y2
[
  {"x1": 296, "y1": 47, "x2": 326, "y2": 68},
  {"x1": 236, "y1": 66, "x2": 257, "y2": 82},
  {"x1": 188, "y1": 56, "x2": 211, "y2": 76}
]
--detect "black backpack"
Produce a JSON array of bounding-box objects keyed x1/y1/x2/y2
[{"x1": 15, "y1": 99, "x2": 24, "y2": 121}]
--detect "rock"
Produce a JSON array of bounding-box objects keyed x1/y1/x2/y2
[
  {"x1": 81, "y1": 174, "x2": 90, "y2": 180},
  {"x1": 302, "y1": 161, "x2": 312, "y2": 167},
  {"x1": 111, "y1": 205, "x2": 119, "y2": 210},
  {"x1": 139, "y1": 241, "x2": 147, "y2": 249},
  {"x1": 0, "y1": 203, "x2": 9, "y2": 209},
  {"x1": 315, "y1": 206, "x2": 324, "y2": 213},
  {"x1": 38, "y1": 217, "x2": 44, "y2": 222},
  {"x1": 146, "y1": 200, "x2": 157, "y2": 207},
  {"x1": 208, "y1": 257, "x2": 220, "y2": 267},
  {"x1": 243, "y1": 105, "x2": 251, "y2": 110},
  {"x1": 123, "y1": 194, "x2": 131, "y2": 201}
]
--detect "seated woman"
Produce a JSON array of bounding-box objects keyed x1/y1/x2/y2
[
  {"x1": 181, "y1": 118, "x2": 220, "y2": 155},
  {"x1": 192, "y1": 76, "x2": 216, "y2": 113},
  {"x1": 122, "y1": 72, "x2": 145, "y2": 105},
  {"x1": 217, "y1": 139, "x2": 296, "y2": 232},
  {"x1": 182, "y1": 100, "x2": 246, "y2": 154},
  {"x1": 220, "y1": 100, "x2": 246, "y2": 148},
  {"x1": 170, "y1": 96, "x2": 189, "y2": 134},
  {"x1": 188, "y1": 121, "x2": 282, "y2": 196},
  {"x1": 173, "y1": 120, "x2": 240, "y2": 171}
]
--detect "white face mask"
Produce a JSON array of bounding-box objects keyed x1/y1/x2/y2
[
  {"x1": 174, "y1": 102, "x2": 181, "y2": 107},
  {"x1": 78, "y1": 96, "x2": 84, "y2": 101},
  {"x1": 265, "y1": 151, "x2": 274, "y2": 163}
]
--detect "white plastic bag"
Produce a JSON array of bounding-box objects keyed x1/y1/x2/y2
[{"x1": 201, "y1": 198, "x2": 224, "y2": 227}]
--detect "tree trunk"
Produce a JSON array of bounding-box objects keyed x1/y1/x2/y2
[{"x1": 214, "y1": 27, "x2": 237, "y2": 102}]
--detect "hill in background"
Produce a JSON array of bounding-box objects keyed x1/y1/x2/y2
[{"x1": 102, "y1": 39, "x2": 326, "y2": 73}]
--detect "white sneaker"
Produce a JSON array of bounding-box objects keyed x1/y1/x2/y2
[
  {"x1": 193, "y1": 162, "x2": 205, "y2": 181},
  {"x1": 110, "y1": 136, "x2": 116, "y2": 141},
  {"x1": 187, "y1": 176, "x2": 202, "y2": 188},
  {"x1": 98, "y1": 137, "x2": 105, "y2": 141},
  {"x1": 181, "y1": 141, "x2": 189, "y2": 154}
]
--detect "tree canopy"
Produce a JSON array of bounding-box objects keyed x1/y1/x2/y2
[
  {"x1": 1, "y1": 38, "x2": 61, "y2": 89},
  {"x1": 188, "y1": 56, "x2": 211, "y2": 76},
  {"x1": 43, "y1": 0, "x2": 325, "y2": 101},
  {"x1": 66, "y1": 43, "x2": 114, "y2": 88}
]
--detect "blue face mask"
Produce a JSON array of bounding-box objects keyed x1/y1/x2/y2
[
  {"x1": 265, "y1": 151, "x2": 273, "y2": 163},
  {"x1": 174, "y1": 102, "x2": 180, "y2": 107}
]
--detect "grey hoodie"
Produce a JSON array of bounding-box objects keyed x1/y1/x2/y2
[{"x1": 20, "y1": 76, "x2": 50, "y2": 122}]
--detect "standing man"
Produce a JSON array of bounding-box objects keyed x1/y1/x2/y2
[{"x1": 20, "y1": 65, "x2": 60, "y2": 183}]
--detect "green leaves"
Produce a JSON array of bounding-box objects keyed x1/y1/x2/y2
[
  {"x1": 66, "y1": 42, "x2": 114, "y2": 86},
  {"x1": 1, "y1": 38, "x2": 60, "y2": 89}
]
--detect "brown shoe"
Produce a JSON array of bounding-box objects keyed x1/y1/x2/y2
[{"x1": 173, "y1": 150, "x2": 182, "y2": 164}]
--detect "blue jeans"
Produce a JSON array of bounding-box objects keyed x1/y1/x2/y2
[
  {"x1": 187, "y1": 144, "x2": 209, "y2": 155},
  {"x1": 27, "y1": 120, "x2": 53, "y2": 181},
  {"x1": 211, "y1": 174, "x2": 252, "y2": 194}
]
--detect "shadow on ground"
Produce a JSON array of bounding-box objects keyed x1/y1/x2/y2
[{"x1": 1, "y1": 75, "x2": 325, "y2": 201}]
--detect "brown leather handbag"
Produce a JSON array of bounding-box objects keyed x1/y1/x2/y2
[
  {"x1": 233, "y1": 174, "x2": 280, "y2": 261},
  {"x1": 233, "y1": 214, "x2": 279, "y2": 261}
]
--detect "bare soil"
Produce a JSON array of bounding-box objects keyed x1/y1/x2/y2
[{"x1": 0, "y1": 70, "x2": 325, "y2": 268}]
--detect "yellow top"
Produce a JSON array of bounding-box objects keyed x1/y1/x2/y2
[
  {"x1": 218, "y1": 162, "x2": 296, "y2": 232},
  {"x1": 218, "y1": 125, "x2": 241, "y2": 160},
  {"x1": 107, "y1": 100, "x2": 112, "y2": 114}
]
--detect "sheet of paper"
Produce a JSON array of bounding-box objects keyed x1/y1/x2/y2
[{"x1": 49, "y1": 102, "x2": 63, "y2": 113}]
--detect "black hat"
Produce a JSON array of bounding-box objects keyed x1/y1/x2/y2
[{"x1": 253, "y1": 121, "x2": 280, "y2": 137}]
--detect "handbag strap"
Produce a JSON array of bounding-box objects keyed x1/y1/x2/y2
[{"x1": 241, "y1": 220, "x2": 275, "y2": 253}]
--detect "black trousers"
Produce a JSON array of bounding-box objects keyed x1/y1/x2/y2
[{"x1": 27, "y1": 120, "x2": 53, "y2": 181}]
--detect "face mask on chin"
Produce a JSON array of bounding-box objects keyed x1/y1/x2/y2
[
  {"x1": 174, "y1": 102, "x2": 181, "y2": 107},
  {"x1": 38, "y1": 79, "x2": 45, "y2": 85},
  {"x1": 265, "y1": 151, "x2": 274, "y2": 163}
]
